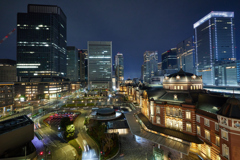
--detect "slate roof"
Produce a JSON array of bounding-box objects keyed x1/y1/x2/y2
[{"x1": 217, "y1": 97, "x2": 240, "y2": 119}]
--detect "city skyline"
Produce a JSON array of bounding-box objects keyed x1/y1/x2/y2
[{"x1": 0, "y1": 0, "x2": 240, "y2": 79}]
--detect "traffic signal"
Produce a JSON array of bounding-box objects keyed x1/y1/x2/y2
[
  {"x1": 101, "y1": 151, "x2": 103, "y2": 154},
  {"x1": 40, "y1": 151, "x2": 43, "y2": 155}
]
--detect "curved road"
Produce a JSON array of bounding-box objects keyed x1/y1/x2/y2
[{"x1": 74, "y1": 109, "x2": 99, "y2": 160}]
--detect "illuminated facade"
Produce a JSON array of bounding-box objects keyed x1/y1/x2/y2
[
  {"x1": 0, "y1": 82, "x2": 14, "y2": 117},
  {"x1": 194, "y1": 11, "x2": 236, "y2": 85},
  {"x1": 88, "y1": 41, "x2": 112, "y2": 90},
  {"x1": 125, "y1": 69, "x2": 240, "y2": 160},
  {"x1": 0, "y1": 59, "x2": 16, "y2": 82},
  {"x1": 115, "y1": 53, "x2": 124, "y2": 89},
  {"x1": 177, "y1": 36, "x2": 195, "y2": 74},
  {"x1": 78, "y1": 49, "x2": 88, "y2": 83},
  {"x1": 17, "y1": 4, "x2": 67, "y2": 80},
  {"x1": 66, "y1": 46, "x2": 78, "y2": 81},
  {"x1": 143, "y1": 51, "x2": 158, "y2": 83}
]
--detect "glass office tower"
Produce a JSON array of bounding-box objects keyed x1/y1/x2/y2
[
  {"x1": 88, "y1": 41, "x2": 112, "y2": 90},
  {"x1": 17, "y1": 4, "x2": 67, "y2": 81},
  {"x1": 194, "y1": 11, "x2": 236, "y2": 85},
  {"x1": 115, "y1": 53, "x2": 124, "y2": 89},
  {"x1": 177, "y1": 36, "x2": 195, "y2": 74},
  {"x1": 66, "y1": 46, "x2": 78, "y2": 81},
  {"x1": 143, "y1": 51, "x2": 158, "y2": 83}
]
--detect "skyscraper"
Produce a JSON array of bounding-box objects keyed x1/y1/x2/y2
[
  {"x1": 78, "y1": 49, "x2": 88, "y2": 84},
  {"x1": 66, "y1": 46, "x2": 78, "y2": 81},
  {"x1": 143, "y1": 51, "x2": 158, "y2": 83},
  {"x1": 177, "y1": 36, "x2": 195, "y2": 74},
  {"x1": 88, "y1": 41, "x2": 112, "y2": 90},
  {"x1": 115, "y1": 53, "x2": 124, "y2": 89},
  {"x1": 162, "y1": 48, "x2": 178, "y2": 72},
  {"x1": 17, "y1": 4, "x2": 67, "y2": 81},
  {"x1": 194, "y1": 11, "x2": 236, "y2": 85}
]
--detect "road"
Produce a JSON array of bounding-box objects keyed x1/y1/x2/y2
[
  {"x1": 74, "y1": 109, "x2": 99, "y2": 160},
  {"x1": 32, "y1": 113, "x2": 78, "y2": 160}
]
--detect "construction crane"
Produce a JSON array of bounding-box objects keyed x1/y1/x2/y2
[{"x1": 0, "y1": 28, "x2": 16, "y2": 44}]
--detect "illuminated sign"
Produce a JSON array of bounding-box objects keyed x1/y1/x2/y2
[{"x1": 193, "y1": 11, "x2": 234, "y2": 28}]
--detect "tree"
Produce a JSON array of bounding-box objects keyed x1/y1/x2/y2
[
  {"x1": 103, "y1": 133, "x2": 114, "y2": 152},
  {"x1": 60, "y1": 117, "x2": 72, "y2": 130},
  {"x1": 66, "y1": 124, "x2": 75, "y2": 140}
]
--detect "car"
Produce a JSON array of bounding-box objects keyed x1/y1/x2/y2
[{"x1": 83, "y1": 140, "x2": 89, "y2": 152}]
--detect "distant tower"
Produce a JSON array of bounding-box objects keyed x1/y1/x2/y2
[
  {"x1": 66, "y1": 46, "x2": 78, "y2": 81},
  {"x1": 194, "y1": 11, "x2": 236, "y2": 85},
  {"x1": 115, "y1": 53, "x2": 124, "y2": 89},
  {"x1": 143, "y1": 51, "x2": 158, "y2": 83},
  {"x1": 17, "y1": 4, "x2": 67, "y2": 81},
  {"x1": 88, "y1": 41, "x2": 112, "y2": 90}
]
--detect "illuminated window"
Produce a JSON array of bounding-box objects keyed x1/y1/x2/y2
[
  {"x1": 196, "y1": 85, "x2": 198, "y2": 89},
  {"x1": 216, "y1": 155, "x2": 221, "y2": 160},
  {"x1": 156, "y1": 107, "x2": 160, "y2": 114},
  {"x1": 221, "y1": 130, "x2": 228, "y2": 141},
  {"x1": 216, "y1": 136, "x2": 220, "y2": 146},
  {"x1": 174, "y1": 94, "x2": 178, "y2": 100},
  {"x1": 181, "y1": 86, "x2": 183, "y2": 90},
  {"x1": 215, "y1": 123, "x2": 219, "y2": 131},
  {"x1": 174, "y1": 86, "x2": 176, "y2": 89},
  {"x1": 190, "y1": 86, "x2": 192, "y2": 90},
  {"x1": 186, "y1": 123, "x2": 192, "y2": 132},
  {"x1": 205, "y1": 129, "x2": 210, "y2": 141},
  {"x1": 204, "y1": 118, "x2": 210, "y2": 127},
  {"x1": 196, "y1": 115, "x2": 200, "y2": 123},
  {"x1": 157, "y1": 116, "x2": 160, "y2": 124},
  {"x1": 197, "y1": 126, "x2": 201, "y2": 135},
  {"x1": 166, "y1": 107, "x2": 170, "y2": 116},
  {"x1": 186, "y1": 111, "x2": 191, "y2": 119},
  {"x1": 222, "y1": 144, "x2": 229, "y2": 159},
  {"x1": 198, "y1": 144, "x2": 201, "y2": 151},
  {"x1": 206, "y1": 145, "x2": 211, "y2": 158},
  {"x1": 177, "y1": 86, "x2": 180, "y2": 90},
  {"x1": 193, "y1": 85, "x2": 195, "y2": 90}
]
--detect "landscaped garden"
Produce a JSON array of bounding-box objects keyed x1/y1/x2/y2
[{"x1": 86, "y1": 120, "x2": 119, "y2": 160}]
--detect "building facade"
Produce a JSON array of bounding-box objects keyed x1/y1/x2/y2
[
  {"x1": 88, "y1": 41, "x2": 112, "y2": 90},
  {"x1": 115, "y1": 53, "x2": 124, "y2": 89},
  {"x1": 0, "y1": 82, "x2": 14, "y2": 117},
  {"x1": 78, "y1": 49, "x2": 88, "y2": 84},
  {"x1": 162, "y1": 48, "x2": 178, "y2": 72},
  {"x1": 194, "y1": 11, "x2": 236, "y2": 85},
  {"x1": 66, "y1": 46, "x2": 78, "y2": 81},
  {"x1": 0, "y1": 59, "x2": 16, "y2": 82},
  {"x1": 122, "y1": 69, "x2": 240, "y2": 160},
  {"x1": 17, "y1": 4, "x2": 67, "y2": 81},
  {"x1": 143, "y1": 51, "x2": 158, "y2": 83},
  {"x1": 177, "y1": 36, "x2": 195, "y2": 74}
]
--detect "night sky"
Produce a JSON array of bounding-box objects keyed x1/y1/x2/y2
[{"x1": 0, "y1": 0, "x2": 240, "y2": 79}]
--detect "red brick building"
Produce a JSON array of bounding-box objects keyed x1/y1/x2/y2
[{"x1": 124, "y1": 69, "x2": 240, "y2": 160}]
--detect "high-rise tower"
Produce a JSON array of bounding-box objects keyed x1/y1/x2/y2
[
  {"x1": 88, "y1": 41, "x2": 112, "y2": 90},
  {"x1": 194, "y1": 11, "x2": 236, "y2": 85},
  {"x1": 17, "y1": 4, "x2": 67, "y2": 81},
  {"x1": 115, "y1": 53, "x2": 124, "y2": 89}
]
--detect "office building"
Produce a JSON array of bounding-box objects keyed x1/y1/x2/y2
[
  {"x1": 214, "y1": 61, "x2": 240, "y2": 86},
  {"x1": 88, "y1": 41, "x2": 112, "y2": 90},
  {"x1": 0, "y1": 82, "x2": 14, "y2": 117},
  {"x1": 78, "y1": 49, "x2": 88, "y2": 84},
  {"x1": 143, "y1": 51, "x2": 158, "y2": 83},
  {"x1": 66, "y1": 46, "x2": 78, "y2": 81},
  {"x1": 0, "y1": 115, "x2": 36, "y2": 159},
  {"x1": 177, "y1": 36, "x2": 195, "y2": 74},
  {"x1": 0, "y1": 59, "x2": 16, "y2": 82},
  {"x1": 17, "y1": 4, "x2": 67, "y2": 81},
  {"x1": 115, "y1": 53, "x2": 124, "y2": 89},
  {"x1": 141, "y1": 64, "x2": 145, "y2": 81},
  {"x1": 194, "y1": 11, "x2": 236, "y2": 85},
  {"x1": 162, "y1": 48, "x2": 178, "y2": 73}
]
